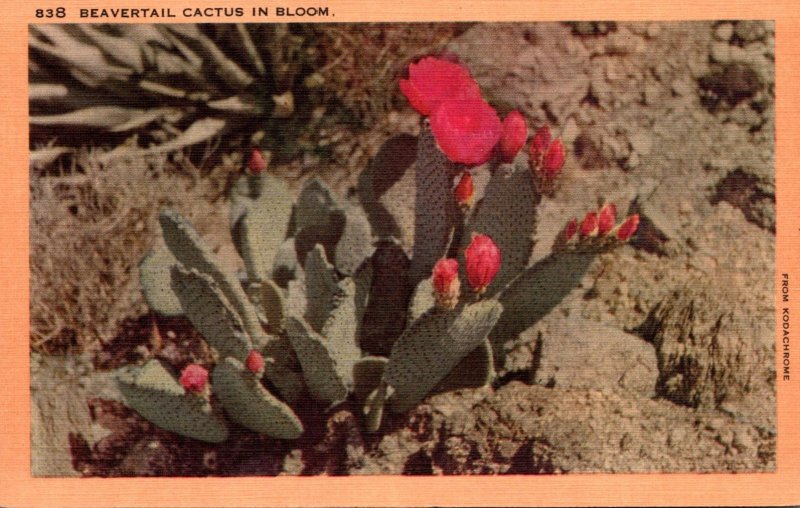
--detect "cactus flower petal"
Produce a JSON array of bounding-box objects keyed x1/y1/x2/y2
[
  {"x1": 617, "y1": 214, "x2": 640, "y2": 241},
  {"x1": 464, "y1": 234, "x2": 502, "y2": 293},
  {"x1": 564, "y1": 218, "x2": 579, "y2": 242},
  {"x1": 542, "y1": 139, "x2": 566, "y2": 177},
  {"x1": 399, "y1": 56, "x2": 482, "y2": 116},
  {"x1": 246, "y1": 350, "x2": 265, "y2": 374},
  {"x1": 248, "y1": 148, "x2": 268, "y2": 174},
  {"x1": 499, "y1": 111, "x2": 528, "y2": 163},
  {"x1": 432, "y1": 258, "x2": 461, "y2": 309},
  {"x1": 454, "y1": 171, "x2": 475, "y2": 209},
  {"x1": 531, "y1": 125, "x2": 552, "y2": 157},
  {"x1": 179, "y1": 364, "x2": 209, "y2": 394},
  {"x1": 579, "y1": 211, "x2": 599, "y2": 238},
  {"x1": 597, "y1": 203, "x2": 617, "y2": 235},
  {"x1": 430, "y1": 98, "x2": 503, "y2": 166}
]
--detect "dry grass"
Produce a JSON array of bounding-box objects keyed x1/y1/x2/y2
[
  {"x1": 30, "y1": 149, "x2": 232, "y2": 354},
  {"x1": 315, "y1": 23, "x2": 469, "y2": 124}
]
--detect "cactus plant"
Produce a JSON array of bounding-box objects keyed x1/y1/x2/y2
[
  {"x1": 122, "y1": 54, "x2": 640, "y2": 442},
  {"x1": 29, "y1": 24, "x2": 328, "y2": 163}
]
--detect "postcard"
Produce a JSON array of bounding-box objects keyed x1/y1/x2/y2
[{"x1": 2, "y1": 0, "x2": 799, "y2": 506}]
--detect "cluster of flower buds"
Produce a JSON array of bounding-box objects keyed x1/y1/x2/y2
[
  {"x1": 400, "y1": 56, "x2": 529, "y2": 167},
  {"x1": 179, "y1": 364, "x2": 210, "y2": 396},
  {"x1": 431, "y1": 234, "x2": 502, "y2": 309},
  {"x1": 553, "y1": 203, "x2": 640, "y2": 253},
  {"x1": 529, "y1": 125, "x2": 566, "y2": 195}
]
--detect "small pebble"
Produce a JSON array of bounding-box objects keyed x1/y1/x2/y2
[
  {"x1": 646, "y1": 23, "x2": 662, "y2": 38},
  {"x1": 714, "y1": 23, "x2": 734, "y2": 42},
  {"x1": 711, "y1": 42, "x2": 732, "y2": 64}
]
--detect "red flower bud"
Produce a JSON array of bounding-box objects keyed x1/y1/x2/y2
[
  {"x1": 531, "y1": 125, "x2": 552, "y2": 156},
  {"x1": 248, "y1": 148, "x2": 268, "y2": 174},
  {"x1": 179, "y1": 364, "x2": 208, "y2": 394},
  {"x1": 430, "y1": 98, "x2": 503, "y2": 166},
  {"x1": 454, "y1": 172, "x2": 475, "y2": 209},
  {"x1": 464, "y1": 234, "x2": 502, "y2": 293},
  {"x1": 542, "y1": 139, "x2": 566, "y2": 177},
  {"x1": 579, "y1": 211, "x2": 599, "y2": 238},
  {"x1": 564, "y1": 218, "x2": 579, "y2": 242},
  {"x1": 499, "y1": 111, "x2": 528, "y2": 163},
  {"x1": 432, "y1": 258, "x2": 461, "y2": 309},
  {"x1": 399, "y1": 57, "x2": 482, "y2": 116},
  {"x1": 617, "y1": 214, "x2": 640, "y2": 241},
  {"x1": 597, "y1": 203, "x2": 617, "y2": 236},
  {"x1": 246, "y1": 350, "x2": 265, "y2": 374}
]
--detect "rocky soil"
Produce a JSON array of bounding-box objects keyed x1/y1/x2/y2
[{"x1": 31, "y1": 21, "x2": 776, "y2": 476}]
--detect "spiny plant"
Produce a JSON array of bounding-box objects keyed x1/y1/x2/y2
[
  {"x1": 123, "y1": 55, "x2": 640, "y2": 442},
  {"x1": 29, "y1": 23, "x2": 325, "y2": 165}
]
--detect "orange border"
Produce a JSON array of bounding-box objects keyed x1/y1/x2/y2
[{"x1": 3, "y1": 1, "x2": 799, "y2": 506}]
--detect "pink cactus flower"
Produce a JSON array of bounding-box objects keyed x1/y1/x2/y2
[
  {"x1": 245, "y1": 350, "x2": 265, "y2": 374},
  {"x1": 179, "y1": 364, "x2": 209, "y2": 394},
  {"x1": 498, "y1": 111, "x2": 528, "y2": 163},
  {"x1": 617, "y1": 214, "x2": 640, "y2": 241},
  {"x1": 399, "y1": 56, "x2": 482, "y2": 116},
  {"x1": 454, "y1": 172, "x2": 475, "y2": 209},
  {"x1": 579, "y1": 211, "x2": 599, "y2": 238},
  {"x1": 464, "y1": 234, "x2": 502, "y2": 293},
  {"x1": 248, "y1": 148, "x2": 268, "y2": 174},
  {"x1": 597, "y1": 203, "x2": 617, "y2": 235},
  {"x1": 432, "y1": 258, "x2": 461, "y2": 309},
  {"x1": 430, "y1": 98, "x2": 503, "y2": 166}
]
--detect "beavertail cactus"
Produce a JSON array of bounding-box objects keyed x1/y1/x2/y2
[{"x1": 125, "y1": 54, "x2": 642, "y2": 441}]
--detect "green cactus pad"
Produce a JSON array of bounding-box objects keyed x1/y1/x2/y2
[
  {"x1": 334, "y1": 204, "x2": 375, "y2": 276},
  {"x1": 491, "y1": 251, "x2": 595, "y2": 364},
  {"x1": 385, "y1": 299, "x2": 503, "y2": 413},
  {"x1": 320, "y1": 277, "x2": 362, "y2": 384},
  {"x1": 116, "y1": 359, "x2": 229, "y2": 443},
  {"x1": 433, "y1": 338, "x2": 495, "y2": 393},
  {"x1": 158, "y1": 209, "x2": 264, "y2": 343},
  {"x1": 245, "y1": 278, "x2": 286, "y2": 334},
  {"x1": 294, "y1": 178, "x2": 341, "y2": 233},
  {"x1": 139, "y1": 246, "x2": 184, "y2": 316},
  {"x1": 286, "y1": 316, "x2": 349, "y2": 404},
  {"x1": 260, "y1": 336, "x2": 306, "y2": 404},
  {"x1": 357, "y1": 133, "x2": 417, "y2": 256},
  {"x1": 272, "y1": 237, "x2": 299, "y2": 287},
  {"x1": 286, "y1": 278, "x2": 307, "y2": 322},
  {"x1": 353, "y1": 356, "x2": 388, "y2": 402},
  {"x1": 212, "y1": 357, "x2": 304, "y2": 439},
  {"x1": 408, "y1": 125, "x2": 460, "y2": 285},
  {"x1": 170, "y1": 266, "x2": 253, "y2": 361},
  {"x1": 303, "y1": 244, "x2": 340, "y2": 333},
  {"x1": 463, "y1": 159, "x2": 540, "y2": 297},
  {"x1": 364, "y1": 382, "x2": 387, "y2": 433},
  {"x1": 407, "y1": 278, "x2": 435, "y2": 326},
  {"x1": 233, "y1": 175, "x2": 294, "y2": 282},
  {"x1": 353, "y1": 262, "x2": 373, "y2": 340}
]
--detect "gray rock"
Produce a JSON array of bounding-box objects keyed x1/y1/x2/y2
[{"x1": 529, "y1": 317, "x2": 658, "y2": 397}]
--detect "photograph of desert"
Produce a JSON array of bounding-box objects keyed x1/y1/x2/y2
[{"x1": 29, "y1": 21, "x2": 775, "y2": 476}]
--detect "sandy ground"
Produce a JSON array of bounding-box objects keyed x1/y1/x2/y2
[{"x1": 30, "y1": 21, "x2": 775, "y2": 476}]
